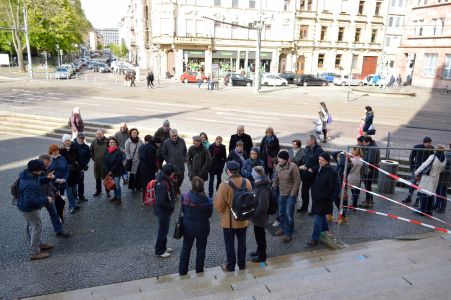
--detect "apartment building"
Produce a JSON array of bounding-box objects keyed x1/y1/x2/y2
[
  {"x1": 396, "y1": 0, "x2": 451, "y2": 88},
  {"x1": 98, "y1": 28, "x2": 120, "y2": 47},
  {"x1": 384, "y1": 0, "x2": 407, "y2": 73}
]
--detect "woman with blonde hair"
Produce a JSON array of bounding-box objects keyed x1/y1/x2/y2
[{"x1": 259, "y1": 127, "x2": 280, "y2": 179}]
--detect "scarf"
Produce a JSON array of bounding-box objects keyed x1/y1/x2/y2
[
  {"x1": 265, "y1": 135, "x2": 274, "y2": 144},
  {"x1": 234, "y1": 148, "x2": 245, "y2": 164},
  {"x1": 130, "y1": 136, "x2": 140, "y2": 143},
  {"x1": 108, "y1": 146, "x2": 118, "y2": 154}
]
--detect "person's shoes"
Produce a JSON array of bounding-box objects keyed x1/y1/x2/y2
[
  {"x1": 282, "y1": 236, "x2": 292, "y2": 243},
  {"x1": 307, "y1": 240, "x2": 319, "y2": 246},
  {"x1": 297, "y1": 208, "x2": 307, "y2": 213},
  {"x1": 322, "y1": 140, "x2": 327, "y2": 143},
  {"x1": 274, "y1": 229, "x2": 284, "y2": 236},
  {"x1": 326, "y1": 214, "x2": 333, "y2": 222},
  {"x1": 272, "y1": 220, "x2": 280, "y2": 227},
  {"x1": 115, "y1": 197, "x2": 123, "y2": 205},
  {"x1": 413, "y1": 201, "x2": 419, "y2": 208},
  {"x1": 109, "y1": 197, "x2": 118, "y2": 202},
  {"x1": 402, "y1": 196, "x2": 411, "y2": 204},
  {"x1": 79, "y1": 196, "x2": 88, "y2": 202},
  {"x1": 221, "y1": 264, "x2": 234, "y2": 272},
  {"x1": 39, "y1": 243, "x2": 53, "y2": 251},
  {"x1": 239, "y1": 266, "x2": 246, "y2": 271},
  {"x1": 156, "y1": 252, "x2": 171, "y2": 258},
  {"x1": 165, "y1": 247, "x2": 173, "y2": 253},
  {"x1": 359, "y1": 201, "x2": 371, "y2": 208},
  {"x1": 56, "y1": 231, "x2": 71, "y2": 238},
  {"x1": 30, "y1": 252, "x2": 50, "y2": 260},
  {"x1": 251, "y1": 256, "x2": 266, "y2": 263},
  {"x1": 308, "y1": 211, "x2": 314, "y2": 217},
  {"x1": 93, "y1": 191, "x2": 101, "y2": 197},
  {"x1": 250, "y1": 251, "x2": 258, "y2": 257},
  {"x1": 196, "y1": 269, "x2": 204, "y2": 274},
  {"x1": 106, "y1": 192, "x2": 111, "y2": 197},
  {"x1": 437, "y1": 208, "x2": 445, "y2": 213}
]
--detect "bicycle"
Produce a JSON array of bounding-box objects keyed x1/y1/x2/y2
[{"x1": 439, "y1": 85, "x2": 449, "y2": 95}]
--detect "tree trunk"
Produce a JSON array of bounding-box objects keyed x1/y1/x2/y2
[
  {"x1": 7, "y1": 0, "x2": 26, "y2": 72},
  {"x1": 12, "y1": 30, "x2": 25, "y2": 72}
]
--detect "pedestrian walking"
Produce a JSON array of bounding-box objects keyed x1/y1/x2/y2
[
  {"x1": 179, "y1": 177, "x2": 213, "y2": 275},
  {"x1": 90, "y1": 130, "x2": 109, "y2": 197},
  {"x1": 313, "y1": 111, "x2": 324, "y2": 142},
  {"x1": 362, "y1": 106, "x2": 375, "y2": 136},
  {"x1": 130, "y1": 72, "x2": 136, "y2": 87},
  {"x1": 396, "y1": 74, "x2": 402, "y2": 87},
  {"x1": 320, "y1": 102, "x2": 330, "y2": 143},
  {"x1": 229, "y1": 125, "x2": 253, "y2": 157},
  {"x1": 187, "y1": 135, "x2": 212, "y2": 181},
  {"x1": 162, "y1": 129, "x2": 187, "y2": 194},
  {"x1": 69, "y1": 107, "x2": 84, "y2": 140},
  {"x1": 146, "y1": 71, "x2": 154, "y2": 88},
  {"x1": 136, "y1": 135, "x2": 158, "y2": 200},
  {"x1": 359, "y1": 136, "x2": 380, "y2": 208},
  {"x1": 73, "y1": 133, "x2": 91, "y2": 202},
  {"x1": 241, "y1": 147, "x2": 264, "y2": 187},
  {"x1": 208, "y1": 136, "x2": 227, "y2": 198},
  {"x1": 227, "y1": 140, "x2": 247, "y2": 169},
  {"x1": 125, "y1": 128, "x2": 143, "y2": 191},
  {"x1": 207, "y1": 73, "x2": 213, "y2": 90},
  {"x1": 260, "y1": 127, "x2": 280, "y2": 179},
  {"x1": 103, "y1": 137, "x2": 125, "y2": 204},
  {"x1": 196, "y1": 71, "x2": 203, "y2": 88},
  {"x1": 200, "y1": 132, "x2": 210, "y2": 149}
]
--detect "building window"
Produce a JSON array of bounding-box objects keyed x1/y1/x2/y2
[
  {"x1": 300, "y1": 25, "x2": 309, "y2": 39},
  {"x1": 249, "y1": 0, "x2": 255, "y2": 8},
  {"x1": 284, "y1": 0, "x2": 290, "y2": 11},
  {"x1": 423, "y1": 53, "x2": 438, "y2": 77},
  {"x1": 443, "y1": 54, "x2": 451, "y2": 79},
  {"x1": 371, "y1": 29, "x2": 377, "y2": 43},
  {"x1": 320, "y1": 26, "x2": 327, "y2": 41},
  {"x1": 335, "y1": 54, "x2": 342, "y2": 67},
  {"x1": 352, "y1": 54, "x2": 358, "y2": 69},
  {"x1": 232, "y1": 0, "x2": 239, "y2": 8},
  {"x1": 214, "y1": 0, "x2": 221, "y2": 7},
  {"x1": 355, "y1": 28, "x2": 361, "y2": 42},
  {"x1": 375, "y1": 1, "x2": 381, "y2": 16},
  {"x1": 338, "y1": 27, "x2": 345, "y2": 41},
  {"x1": 389, "y1": 61, "x2": 395, "y2": 68},
  {"x1": 439, "y1": 18, "x2": 445, "y2": 35},
  {"x1": 358, "y1": 1, "x2": 365, "y2": 14},
  {"x1": 418, "y1": 20, "x2": 424, "y2": 36},
  {"x1": 318, "y1": 53, "x2": 325, "y2": 68},
  {"x1": 391, "y1": 0, "x2": 404, "y2": 7}
]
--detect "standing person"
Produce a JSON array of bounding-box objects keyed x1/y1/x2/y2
[
  {"x1": 362, "y1": 106, "x2": 375, "y2": 136},
  {"x1": 359, "y1": 136, "x2": 380, "y2": 208},
  {"x1": 196, "y1": 71, "x2": 203, "y2": 88},
  {"x1": 103, "y1": 137, "x2": 125, "y2": 204},
  {"x1": 154, "y1": 120, "x2": 171, "y2": 143},
  {"x1": 435, "y1": 144, "x2": 451, "y2": 213},
  {"x1": 179, "y1": 177, "x2": 213, "y2": 275},
  {"x1": 396, "y1": 74, "x2": 402, "y2": 87},
  {"x1": 130, "y1": 72, "x2": 136, "y2": 87},
  {"x1": 347, "y1": 148, "x2": 364, "y2": 208},
  {"x1": 298, "y1": 135, "x2": 324, "y2": 213},
  {"x1": 289, "y1": 139, "x2": 305, "y2": 212},
  {"x1": 273, "y1": 151, "x2": 301, "y2": 243},
  {"x1": 249, "y1": 166, "x2": 270, "y2": 263},
  {"x1": 313, "y1": 111, "x2": 324, "y2": 142},
  {"x1": 214, "y1": 161, "x2": 252, "y2": 272},
  {"x1": 207, "y1": 72, "x2": 213, "y2": 90},
  {"x1": 319, "y1": 102, "x2": 330, "y2": 143},
  {"x1": 229, "y1": 125, "x2": 253, "y2": 157},
  {"x1": 125, "y1": 128, "x2": 143, "y2": 191},
  {"x1": 402, "y1": 137, "x2": 434, "y2": 206},
  {"x1": 154, "y1": 164, "x2": 177, "y2": 258},
  {"x1": 153, "y1": 137, "x2": 164, "y2": 170},
  {"x1": 17, "y1": 160, "x2": 54, "y2": 260},
  {"x1": 146, "y1": 71, "x2": 154, "y2": 88},
  {"x1": 69, "y1": 107, "x2": 84, "y2": 140},
  {"x1": 307, "y1": 153, "x2": 338, "y2": 246},
  {"x1": 200, "y1": 132, "x2": 210, "y2": 149},
  {"x1": 136, "y1": 135, "x2": 158, "y2": 200},
  {"x1": 241, "y1": 147, "x2": 264, "y2": 187},
  {"x1": 260, "y1": 127, "x2": 280, "y2": 178},
  {"x1": 162, "y1": 129, "x2": 187, "y2": 194},
  {"x1": 414, "y1": 145, "x2": 447, "y2": 215},
  {"x1": 187, "y1": 136, "x2": 212, "y2": 181},
  {"x1": 227, "y1": 140, "x2": 247, "y2": 169},
  {"x1": 90, "y1": 130, "x2": 109, "y2": 197},
  {"x1": 208, "y1": 136, "x2": 227, "y2": 198},
  {"x1": 115, "y1": 122, "x2": 130, "y2": 185},
  {"x1": 73, "y1": 133, "x2": 91, "y2": 202}
]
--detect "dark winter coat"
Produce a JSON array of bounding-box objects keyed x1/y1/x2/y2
[
  {"x1": 70, "y1": 113, "x2": 84, "y2": 133},
  {"x1": 364, "y1": 141, "x2": 381, "y2": 165},
  {"x1": 362, "y1": 111, "x2": 374, "y2": 132},
  {"x1": 60, "y1": 143, "x2": 81, "y2": 186},
  {"x1": 260, "y1": 135, "x2": 280, "y2": 169},
  {"x1": 103, "y1": 147, "x2": 125, "y2": 177},
  {"x1": 208, "y1": 143, "x2": 227, "y2": 174},
  {"x1": 136, "y1": 142, "x2": 158, "y2": 189},
  {"x1": 438, "y1": 151, "x2": 451, "y2": 187},
  {"x1": 409, "y1": 144, "x2": 435, "y2": 171},
  {"x1": 241, "y1": 158, "x2": 264, "y2": 182},
  {"x1": 300, "y1": 144, "x2": 324, "y2": 181},
  {"x1": 162, "y1": 137, "x2": 187, "y2": 173},
  {"x1": 17, "y1": 170, "x2": 49, "y2": 212},
  {"x1": 48, "y1": 155, "x2": 69, "y2": 188},
  {"x1": 114, "y1": 130, "x2": 130, "y2": 150},
  {"x1": 154, "y1": 127, "x2": 170, "y2": 143},
  {"x1": 154, "y1": 172, "x2": 176, "y2": 216},
  {"x1": 227, "y1": 148, "x2": 248, "y2": 169},
  {"x1": 181, "y1": 191, "x2": 213, "y2": 236},
  {"x1": 90, "y1": 137, "x2": 108, "y2": 179},
  {"x1": 252, "y1": 178, "x2": 271, "y2": 228},
  {"x1": 187, "y1": 145, "x2": 212, "y2": 181},
  {"x1": 311, "y1": 164, "x2": 338, "y2": 216},
  {"x1": 73, "y1": 141, "x2": 91, "y2": 170},
  {"x1": 229, "y1": 133, "x2": 253, "y2": 156}
]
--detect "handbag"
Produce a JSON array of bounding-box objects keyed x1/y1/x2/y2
[
  {"x1": 173, "y1": 203, "x2": 184, "y2": 240},
  {"x1": 327, "y1": 114, "x2": 332, "y2": 124},
  {"x1": 125, "y1": 144, "x2": 138, "y2": 172},
  {"x1": 420, "y1": 155, "x2": 435, "y2": 176},
  {"x1": 103, "y1": 175, "x2": 116, "y2": 191}
]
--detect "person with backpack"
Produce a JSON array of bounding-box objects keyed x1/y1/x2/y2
[
  {"x1": 214, "y1": 160, "x2": 253, "y2": 272},
  {"x1": 154, "y1": 164, "x2": 177, "y2": 258},
  {"x1": 146, "y1": 71, "x2": 154, "y2": 88},
  {"x1": 273, "y1": 150, "x2": 301, "y2": 243},
  {"x1": 250, "y1": 166, "x2": 270, "y2": 263}
]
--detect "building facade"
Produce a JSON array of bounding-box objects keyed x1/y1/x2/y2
[
  {"x1": 383, "y1": 0, "x2": 407, "y2": 74},
  {"x1": 98, "y1": 28, "x2": 120, "y2": 47},
  {"x1": 88, "y1": 30, "x2": 103, "y2": 51},
  {"x1": 396, "y1": 0, "x2": 451, "y2": 89}
]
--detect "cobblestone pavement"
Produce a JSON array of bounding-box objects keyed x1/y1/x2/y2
[{"x1": 1, "y1": 133, "x2": 450, "y2": 299}]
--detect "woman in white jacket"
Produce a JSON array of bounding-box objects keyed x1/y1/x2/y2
[
  {"x1": 414, "y1": 145, "x2": 446, "y2": 215},
  {"x1": 347, "y1": 148, "x2": 364, "y2": 207}
]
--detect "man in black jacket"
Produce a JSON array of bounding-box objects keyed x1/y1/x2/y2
[
  {"x1": 229, "y1": 125, "x2": 253, "y2": 157},
  {"x1": 187, "y1": 136, "x2": 212, "y2": 181},
  {"x1": 359, "y1": 136, "x2": 380, "y2": 208},
  {"x1": 403, "y1": 137, "x2": 434, "y2": 206},
  {"x1": 73, "y1": 133, "x2": 91, "y2": 202},
  {"x1": 154, "y1": 164, "x2": 177, "y2": 258},
  {"x1": 298, "y1": 135, "x2": 324, "y2": 214}
]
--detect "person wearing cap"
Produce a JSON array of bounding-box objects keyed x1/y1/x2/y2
[
  {"x1": 18, "y1": 159, "x2": 55, "y2": 260},
  {"x1": 69, "y1": 107, "x2": 84, "y2": 140},
  {"x1": 260, "y1": 127, "x2": 280, "y2": 179},
  {"x1": 359, "y1": 136, "x2": 380, "y2": 208},
  {"x1": 208, "y1": 136, "x2": 227, "y2": 198},
  {"x1": 187, "y1": 135, "x2": 212, "y2": 181},
  {"x1": 162, "y1": 129, "x2": 187, "y2": 194},
  {"x1": 229, "y1": 125, "x2": 253, "y2": 157},
  {"x1": 73, "y1": 132, "x2": 91, "y2": 202},
  {"x1": 250, "y1": 166, "x2": 270, "y2": 262},
  {"x1": 154, "y1": 164, "x2": 177, "y2": 258},
  {"x1": 214, "y1": 160, "x2": 252, "y2": 272},
  {"x1": 403, "y1": 137, "x2": 434, "y2": 206},
  {"x1": 59, "y1": 134, "x2": 82, "y2": 213},
  {"x1": 307, "y1": 153, "x2": 338, "y2": 246},
  {"x1": 227, "y1": 140, "x2": 247, "y2": 170},
  {"x1": 273, "y1": 150, "x2": 301, "y2": 243},
  {"x1": 154, "y1": 120, "x2": 171, "y2": 143},
  {"x1": 90, "y1": 129, "x2": 109, "y2": 197}
]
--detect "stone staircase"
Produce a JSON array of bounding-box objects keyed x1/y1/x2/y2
[{"x1": 25, "y1": 233, "x2": 451, "y2": 300}]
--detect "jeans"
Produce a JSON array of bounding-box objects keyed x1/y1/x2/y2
[
  {"x1": 60, "y1": 185, "x2": 77, "y2": 209},
  {"x1": 45, "y1": 202, "x2": 63, "y2": 233},
  {"x1": 78, "y1": 171, "x2": 85, "y2": 199},
  {"x1": 312, "y1": 215, "x2": 329, "y2": 242},
  {"x1": 435, "y1": 184, "x2": 448, "y2": 210},
  {"x1": 223, "y1": 227, "x2": 247, "y2": 271},
  {"x1": 419, "y1": 192, "x2": 434, "y2": 214},
  {"x1": 300, "y1": 180, "x2": 313, "y2": 211},
  {"x1": 253, "y1": 225, "x2": 267, "y2": 260},
  {"x1": 96, "y1": 177, "x2": 102, "y2": 193},
  {"x1": 22, "y1": 210, "x2": 43, "y2": 254},
  {"x1": 278, "y1": 195, "x2": 296, "y2": 237},
  {"x1": 179, "y1": 230, "x2": 209, "y2": 275},
  {"x1": 350, "y1": 188, "x2": 361, "y2": 207},
  {"x1": 113, "y1": 176, "x2": 121, "y2": 198},
  {"x1": 364, "y1": 169, "x2": 377, "y2": 201},
  {"x1": 197, "y1": 79, "x2": 202, "y2": 88},
  {"x1": 208, "y1": 171, "x2": 221, "y2": 198},
  {"x1": 155, "y1": 213, "x2": 171, "y2": 255}
]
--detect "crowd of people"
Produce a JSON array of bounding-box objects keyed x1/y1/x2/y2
[{"x1": 16, "y1": 106, "x2": 450, "y2": 278}]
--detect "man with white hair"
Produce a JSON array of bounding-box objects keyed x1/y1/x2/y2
[
  {"x1": 90, "y1": 129, "x2": 109, "y2": 197},
  {"x1": 69, "y1": 107, "x2": 84, "y2": 140},
  {"x1": 162, "y1": 128, "x2": 187, "y2": 194}
]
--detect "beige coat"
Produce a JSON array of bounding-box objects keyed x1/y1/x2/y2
[
  {"x1": 214, "y1": 175, "x2": 252, "y2": 229},
  {"x1": 415, "y1": 154, "x2": 446, "y2": 193},
  {"x1": 347, "y1": 157, "x2": 363, "y2": 187},
  {"x1": 273, "y1": 162, "x2": 301, "y2": 197}
]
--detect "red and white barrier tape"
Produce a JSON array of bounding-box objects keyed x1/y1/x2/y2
[
  {"x1": 345, "y1": 152, "x2": 451, "y2": 203},
  {"x1": 343, "y1": 205, "x2": 451, "y2": 235}
]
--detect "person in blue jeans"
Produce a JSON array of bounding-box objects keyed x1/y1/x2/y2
[
  {"x1": 273, "y1": 150, "x2": 301, "y2": 243},
  {"x1": 307, "y1": 153, "x2": 338, "y2": 246},
  {"x1": 103, "y1": 137, "x2": 125, "y2": 204},
  {"x1": 179, "y1": 177, "x2": 213, "y2": 275}
]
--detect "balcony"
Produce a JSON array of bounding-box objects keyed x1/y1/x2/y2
[
  {"x1": 295, "y1": 40, "x2": 315, "y2": 48},
  {"x1": 319, "y1": 11, "x2": 333, "y2": 21},
  {"x1": 296, "y1": 10, "x2": 316, "y2": 20},
  {"x1": 372, "y1": 15, "x2": 384, "y2": 24},
  {"x1": 354, "y1": 15, "x2": 368, "y2": 24}
]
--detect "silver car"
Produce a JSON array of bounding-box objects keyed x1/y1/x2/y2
[{"x1": 54, "y1": 66, "x2": 71, "y2": 79}]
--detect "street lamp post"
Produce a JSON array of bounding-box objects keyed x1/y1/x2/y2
[{"x1": 56, "y1": 44, "x2": 60, "y2": 66}]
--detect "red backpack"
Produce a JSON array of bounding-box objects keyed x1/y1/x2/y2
[{"x1": 144, "y1": 179, "x2": 157, "y2": 206}]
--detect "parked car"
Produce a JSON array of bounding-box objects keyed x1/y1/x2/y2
[
  {"x1": 96, "y1": 63, "x2": 110, "y2": 73},
  {"x1": 366, "y1": 74, "x2": 382, "y2": 86},
  {"x1": 319, "y1": 72, "x2": 339, "y2": 83},
  {"x1": 279, "y1": 72, "x2": 296, "y2": 84},
  {"x1": 180, "y1": 71, "x2": 207, "y2": 83},
  {"x1": 294, "y1": 74, "x2": 328, "y2": 86},
  {"x1": 72, "y1": 62, "x2": 82, "y2": 72},
  {"x1": 261, "y1": 74, "x2": 288, "y2": 86},
  {"x1": 61, "y1": 64, "x2": 75, "y2": 75},
  {"x1": 54, "y1": 66, "x2": 71, "y2": 79},
  {"x1": 225, "y1": 73, "x2": 253, "y2": 86},
  {"x1": 333, "y1": 75, "x2": 363, "y2": 86}
]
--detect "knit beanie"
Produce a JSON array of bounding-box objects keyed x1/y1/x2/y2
[
  {"x1": 277, "y1": 150, "x2": 289, "y2": 161},
  {"x1": 62, "y1": 134, "x2": 72, "y2": 143},
  {"x1": 27, "y1": 159, "x2": 44, "y2": 172},
  {"x1": 162, "y1": 163, "x2": 176, "y2": 176},
  {"x1": 252, "y1": 166, "x2": 266, "y2": 181}
]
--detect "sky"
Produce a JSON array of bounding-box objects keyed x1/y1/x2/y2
[{"x1": 80, "y1": 0, "x2": 129, "y2": 28}]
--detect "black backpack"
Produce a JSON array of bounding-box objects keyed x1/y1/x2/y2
[
  {"x1": 267, "y1": 186, "x2": 278, "y2": 215},
  {"x1": 226, "y1": 179, "x2": 256, "y2": 221},
  {"x1": 11, "y1": 177, "x2": 20, "y2": 205}
]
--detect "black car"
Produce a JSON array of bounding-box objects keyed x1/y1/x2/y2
[
  {"x1": 294, "y1": 74, "x2": 328, "y2": 86},
  {"x1": 225, "y1": 73, "x2": 253, "y2": 87},
  {"x1": 279, "y1": 72, "x2": 296, "y2": 84}
]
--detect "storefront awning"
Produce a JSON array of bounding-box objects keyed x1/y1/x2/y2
[
  {"x1": 184, "y1": 50, "x2": 205, "y2": 58},
  {"x1": 239, "y1": 51, "x2": 272, "y2": 60},
  {"x1": 212, "y1": 50, "x2": 238, "y2": 59}
]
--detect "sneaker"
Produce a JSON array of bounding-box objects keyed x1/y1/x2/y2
[
  {"x1": 156, "y1": 252, "x2": 171, "y2": 258},
  {"x1": 39, "y1": 243, "x2": 53, "y2": 251},
  {"x1": 30, "y1": 252, "x2": 50, "y2": 260},
  {"x1": 307, "y1": 240, "x2": 319, "y2": 246},
  {"x1": 274, "y1": 229, "x2": 284, "y2": 236},
  {"x1": 56, "y1": 231, "x2": 71, "y2": 238},
  {"x1": 165, "y1": 247, "x2": 173, "y2": 253},
  {"x1": 272, "y1": 220, "x2": 280, "y2": 227},
  {"x1": 282, "y1": 236, "x2": 292, "y2": 243}
]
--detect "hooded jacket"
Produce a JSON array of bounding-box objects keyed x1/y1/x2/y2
[
  {"x1": 241, "y1": 148, "x2": 264, "y2": 182},
  {"x1": 252, "y1": 177, "x2": 271, "y2": 228},
  {"x1": 181, "y1": 191, "x2": 213, "y2": 235},
  {"x1": 17, "y1": 170, "x2": 49, "y2": 212},
  {"x1": 154, "y1": 171, "x2": 176, "y2": 216}
]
